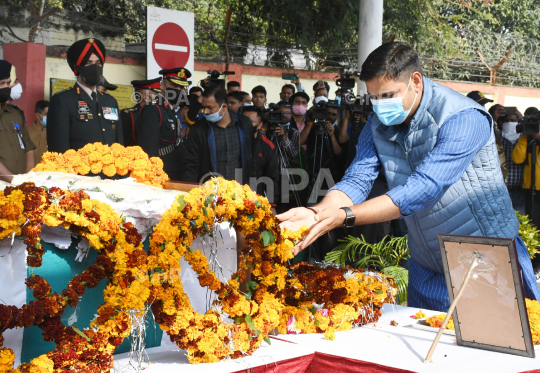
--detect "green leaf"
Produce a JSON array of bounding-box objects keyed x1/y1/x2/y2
[
  {"x1": 203, "y1": 222, "x2": 210, "y2": 233},
  {"x1": 381, "y1": 266, "x2": 409, "y2": 305},
  {"x1": 187, "y1": 246, "x2": 193, "y2": 253},
  {"x1": 160, "y1": 243, "x2": 166, "y2": 252},
  {"x1": 245, "y1": 291, "x2": 252, "y2": 300},
  {"x1": 374, "y1": 289, "x2": 383, "y2": 295},
  {"x1": 247, "y1": 212, "x2": 255, "y2": 221},
  {"x1": 233, "y1": 316, "x2": 245, "y2": 324},
  {"x1": 246, "y1": 281, "x2": 258, "y2": 292},
  {"x1": 177, "y1": 195, "x2": 186, "y2": 212},
  {"x1": 308, "y1": 306, "x2": 317, "y2": 315},
  {"x1": 205, "y1": 194, "x2": 215, "y2": 207},
  {"x1": 72, "y1": 326, "x2": 90, "y2": 342},
  {"x1": 255, "y1": 200, "x2": 262, "y2": 209},
  {"x1": 261, "y1": 230, "x2": 276, "y2": 247},
  {"x1": 248, "y1": 321, "x2": 255, "y2": 330},
  {"x1": 190, "y1": 219, "x2": 197, "y2": 229},
  {"x1": 203, "y1": 207, "x2": 208, "y2": 216},
  {"x1": 245, "y1": 314, "x2": 252, "y2": 323},
  {"x1": 264, "y1": 336, "x2": 271, "y2": 345},
  {"x1": 314, "y1": 320, "x2": 320, "y2": 326},
  {"x1": 253, "y1": 329, "x2": 261, "y2": 336}
]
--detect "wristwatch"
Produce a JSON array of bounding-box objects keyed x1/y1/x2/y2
[{"x1": 340, "y1": 207, "x2": 355, "y2": 228}]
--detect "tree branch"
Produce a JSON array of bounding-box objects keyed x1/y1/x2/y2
[{"x1": 1, "y1": 20, "x2": 27, "y2": 43}]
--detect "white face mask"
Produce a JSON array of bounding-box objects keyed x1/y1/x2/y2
[
  {"x1": 313, "y1": 96, "x2": 328, "y2": 105},
  {"x1": 10, "y1": 83, "x2": 22, "y2": 101},
  {"x1": 501, "y1": 121, "x2": 520, "y2": 143}
]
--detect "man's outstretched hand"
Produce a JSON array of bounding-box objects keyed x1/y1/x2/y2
[
  {"x1": 277, "y1": 207, "x2": 346, "y2": 255},
  {"x1": 276, "y1": 208, "x2": 316, "y2": 255}
]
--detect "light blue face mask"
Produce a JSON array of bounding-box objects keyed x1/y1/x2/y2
[
  {"x1": 244, "y1": 103, "x2": 252, "y2": 107},
  {"x1": 335, "y1": 97, "x2": 341, "y2": 105},
  {"x1": 204, "y1": 104, "x2": 225, "y2": 123},
  {"x1": 371, "y1": 77, "x2": 418, "y2": 126},
  {"x1": 40, "y1": 116, "x2": 47, "y2": 127}
]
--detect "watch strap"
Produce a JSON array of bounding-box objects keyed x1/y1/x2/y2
[{"x1": 340, "y1": 207, "x2": 355, "y2": 228}]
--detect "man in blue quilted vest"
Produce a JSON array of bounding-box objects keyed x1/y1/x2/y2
[{"x1": 278, "y1": 42, "x2": 540, "y2": 311}]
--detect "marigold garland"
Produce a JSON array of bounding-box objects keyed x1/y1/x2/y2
[
  {"x1": 0, "y1": 177, "x2": 411, "y2": 371},
  {"x1": 0, "y1": 183, "x2": 148, "y2": 372},
  {"x1": 31, "y1": 143, "x2": 169, "y2": 188},
  {"x1": 147, "y1": 178, "x2": 306, "y2": 364},
  {"x1": 278, "y1": 263, "x2": 398, "y2": 340}
]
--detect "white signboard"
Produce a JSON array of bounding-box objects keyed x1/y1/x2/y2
[{"x1": 146, "y1": 6, "x2": 194, "y2": 81}]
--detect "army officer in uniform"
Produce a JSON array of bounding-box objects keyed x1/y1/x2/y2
[
  {"x1": 121, "y1": 78, "x2": 161, "y2": 147},
  {"x1": 48, "y1": 38, "x2": 123, "y2": 152},
  {"x1": 136, "y1": 68, "x2": 192, "y2": 181}
]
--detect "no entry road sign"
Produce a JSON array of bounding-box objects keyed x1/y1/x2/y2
[
  {"x1": 147, "y1": 7, "x2": 194, "y2": 81},
  {"x1": 152, "y1": 22, "x2": 191, "y2": 69}
]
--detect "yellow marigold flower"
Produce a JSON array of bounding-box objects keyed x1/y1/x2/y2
[
  {"x1": 26, "y1": 355, "x2": 53, "y2": 373},
  {"x1": 0, "y1": 348, "x2": 16, "y2": 372},
  {"x1": 90, "y1": 162, "x2": 102, "y2": 174},
  {"x1": 102, "y1": 164, "x2": 117, "y2": 177}
]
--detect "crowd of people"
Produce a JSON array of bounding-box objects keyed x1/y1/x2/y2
[{"x1": 0, "y1": 38, "x2": 539, "y2": 264}]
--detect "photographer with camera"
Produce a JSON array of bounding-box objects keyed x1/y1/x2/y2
[
  {"x1": 273, "y1": 103, "x2": 300, "y2": 166},
  {"x1": 289, "y1": 92, "x2": 310, "y2": 134},
  {"x1": 312, "y1": 80, "x2": 329, "y2": 99},
  {"x1": 264, "y1": 102, "x2": 302, "y2": 209},
  {"x1": 512, "y1": 107, "x2": 540, "y2": 228},
  {"x1": 300, "y1": 99, "x2": 342, "y2": 168},
  {"x1": 494, "y1": 108, "x2": 527, "y2": 215}
]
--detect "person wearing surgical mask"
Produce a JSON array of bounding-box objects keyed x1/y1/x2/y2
[
  {"x1": 496, "y1": 112, "x2": 527, "y2": 215},
  {"x1": 28, "y1": 100, "x2": 49, "y2": 164},
  {"x1": 182, "y1": 84, "x2": 255, "y2": 185},
  {"x1": 277, "y1": 42, "x2": 540, "y2": 311},
  {"x1": 9, "y1": 78, "x2": 22, "y2": 102},
  {"x1": 0, "y1": 59, "x2": 36, "y2": 183}
]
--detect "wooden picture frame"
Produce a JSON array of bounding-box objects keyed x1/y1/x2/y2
[{"x1": 438, "y1": 234, "x2": 535, "y2": 358}]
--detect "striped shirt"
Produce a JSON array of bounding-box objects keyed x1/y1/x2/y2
[
  {"x1": 332, "y1": 109, "x2": 492, "y2": 216},
  {"x1": 332, "y1": 109, "x2": 540, "y2": 310}
]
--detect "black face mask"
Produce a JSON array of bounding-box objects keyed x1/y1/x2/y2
[
  {"x1": 164, "y1": 88, "x2": 183, "y2": 106},
  {"x1": 0, "y1": 87, "x2": 11, "y2": 103},
  {"x1": 78, "y1": 64, "x2": 103, "y2": 86}
]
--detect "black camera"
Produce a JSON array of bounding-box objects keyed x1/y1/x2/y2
[
  {"x1": 336, "y1": 67, "x2": 360, "y2": 91},
  {"x1": 205, "y1": 70, "x2": 235, "y2": 89},
  {"x1": 516, "y1": 113, "x2": 540, "y2": 136},
  {"x1": 312, "y1": 102, "x2": 328, "y2": 122},
  {"x1": 267, "y1": 103, "x2": 283, "y2": 124}
]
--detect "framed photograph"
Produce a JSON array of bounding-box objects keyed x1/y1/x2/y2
[{"x1": 438, "y1": 234, "x2": 535, "y2": 358}]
